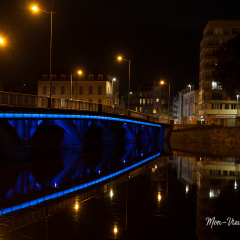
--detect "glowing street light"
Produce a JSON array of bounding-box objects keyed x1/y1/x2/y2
[
  {"x1": 113, "y1": 225, "x2": 118, "y2": 235},
  {"x1": 188, "y1": 84, "x2": 191, "y2": 92},
  {"x1": 158, "y1": 192, "x2": 162, "y2": 202},
  {"x1": 110, "y1": 189, "x2": 114, "y2": 198},
  {"x1": 31, "y1": 4, "x2": 55, "y2": 108},
  {"x1": 117, "y1": 55, "x2": 131, "y2": 109},
  {"x1": 0, "y1": 36, "x2": 6, "y2": 47},
  {"x1": 160, "y1": 80, "x2": 171, "y2": 124}
]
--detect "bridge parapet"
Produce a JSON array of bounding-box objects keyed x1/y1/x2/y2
[{"x1": 0, "y1": 91, "x2": 161, "y2": 124}]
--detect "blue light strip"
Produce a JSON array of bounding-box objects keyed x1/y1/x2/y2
[
  {"x1": 0, "y1": 152, "x2": 161, "y2": 216},
  {"x1": 0, "y1": 113, "x2": 161, "y2": 128}
]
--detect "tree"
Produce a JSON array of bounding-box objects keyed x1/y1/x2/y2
[{"x1": 215, "y1": 35, "x2": 240, "y2": 96}]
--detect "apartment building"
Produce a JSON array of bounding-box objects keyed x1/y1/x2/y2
[
  {"x1": 129, "y1": 80, "x2": 170, "y2": 123},
  {"x1": 38, "y1": 73, "x2": 119, "y2": 106},
  {"x1": 199, "y1": 20, "x2": 240, "y2": 126}
]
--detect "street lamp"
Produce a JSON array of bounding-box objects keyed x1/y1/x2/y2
[
  {"x1": 70, "y1": 70, "x2": 83, "y2": 100},
  {"x1": 117, "y1": 56, "x2": 131, "y2": 109},
  {"x1": 112, "y1": 77, "x2": 116, "y2": 106},
  {"x1": 0, "y1": 38, "x2": 4, "y2": 45},
  {"x1": 160, "y1": 80, "x2": 171, "y2": 124},
  {"x1": 32, "y1": 4, "x2": 54, "y2": 108},
  {"x1": 188, "y1": 84, "x2": 191, "y2": 92}
]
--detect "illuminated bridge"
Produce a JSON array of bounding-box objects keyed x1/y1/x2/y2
[{"x1": 0, "y1": 91, "x2": 172, "y2": 157}]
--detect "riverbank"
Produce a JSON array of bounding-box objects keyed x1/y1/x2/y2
[{"x1": 170, "y1": 125, "x2": 240, "y2": 157}]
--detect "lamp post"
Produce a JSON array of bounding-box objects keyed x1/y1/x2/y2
[
  {"x1": 237, "y1": 94, "x2": 239, "y2": 126},
  {"x1": 32, "y1": 5, "x2": 54, "y2": 108},
  {"x1": 70, "y1": 70, "x2": 82, "y2": 100},
  {"x1": 188, "y1": 84, "x2": 191, "y2": 92},
  {"x1": 160, "y1": 80, "x2": 171, "y2": 124},
  {"x1": 117, "y1": 56, "x2": 131, "y2": 109}
]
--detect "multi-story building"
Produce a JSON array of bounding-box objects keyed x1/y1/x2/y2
[
  {"x1": 178, "y1": 86, "x2": 199, "y2": 124},
  {"x1": 129, "y1": 80, "x2": 170, "y2": 123},
  {"x1": 199, "y1": 20, "x2": 240, "y2": 126},
  {"x1": 38, "y1": 73, "x2": 119, "y2": 106}
]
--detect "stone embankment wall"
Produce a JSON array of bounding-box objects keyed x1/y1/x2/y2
[{"x1": 170, "y1": 125, "x2": 240, "y2": 157}]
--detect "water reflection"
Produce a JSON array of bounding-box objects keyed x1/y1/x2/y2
[{"x1": 172, "y1": 155, "x2": 240, "y2": 239}]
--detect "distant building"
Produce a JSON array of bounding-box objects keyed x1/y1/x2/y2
[
  {"x1": 38, "y1": 73, "x2": 119, "y2": 106},
  {"x1": 178, "y1": 85, "x2": 199, "y2": 124},
  {"x1": 129, "y1": 80, "x2": 170, "y2": 123},
  {"x1": 199, "y1": 20, "x2": 240, "y2": 126},
  {"x1": 172, "y1": 94, "x2": 179, "y2": 124}
]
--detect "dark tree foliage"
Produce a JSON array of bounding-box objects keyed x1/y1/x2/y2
[{"x1": 215, "y1": 35, "x2": 240, "y2": 96}]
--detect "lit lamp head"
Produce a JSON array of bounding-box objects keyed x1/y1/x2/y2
[
  {"x1": 160, "y1": 80, "x2": 165, "y2": 85},
  {"x1": 113, "y1": 77, "x2": 116, "y2": 81},
  {"x1": 188, "y1": 84, "x2": 191, "y2": 88},
  {"x1": 0, "y1": 38, "x2": 4, "y2": 46},
  {"x1": 31, "y1": 6, "x2": 38, "y2": 12},
  {"x1": 117, "y1": 56, "x2": 122, "y2": 61},
  {"x1": 77, "y1": 70, "x2": 83, "y2": 75}
]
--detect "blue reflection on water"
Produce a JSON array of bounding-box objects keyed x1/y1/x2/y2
[{"x1": 0, "y1": 152, "x2": 161, "y2": 216}]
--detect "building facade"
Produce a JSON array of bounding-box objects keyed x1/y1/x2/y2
[
  {"x1": 129, "y1": 80, "x2": 171, "y2": 123},
  {"x1": 178, "y1": 86, "x2": 199, "y2": 124},
  {"x1": 199, "y1": 20, "x2": 240, "y2": 126},
  {"x1": 38, "y1": 73, "x2": 119, "y2": 106}
]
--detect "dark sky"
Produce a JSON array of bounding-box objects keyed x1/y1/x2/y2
[{"x1": 0, "y1": 0, "x2": 240, "y2": 93}]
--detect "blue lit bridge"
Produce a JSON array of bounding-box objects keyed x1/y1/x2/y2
[{"x1": 0, "y1": 91, "x2": 172, "y2": 157}]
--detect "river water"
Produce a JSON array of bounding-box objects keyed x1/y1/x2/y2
[{"x1": 0, "y1": 141, "x2": 240, "y2": 240}]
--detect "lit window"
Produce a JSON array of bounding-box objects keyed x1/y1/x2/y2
[
  {"x1": 156, "y1": 98, "x2": 159, "y2": 103},
  {"x1": 214, "y1": 28, "x2": 223, "y2": 35},
  {"x1": 140, "y1": 99, "x2": 142, "y2": 105},
  {"x1": 147, "y1": 99, "x2": 150, "y2": 105},
  {"x1": 143, "y1": 99, "x2": 145, "y2": 105},
  {"x1": 140, "y1": 107, "x2": 142, "y2": 112},
  {"x1": 212, "y1": 82, "x2": 222, "y2": 90}
]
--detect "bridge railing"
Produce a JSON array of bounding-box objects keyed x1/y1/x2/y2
[{"x1": 0, "y1": 91, "x2": 160, "y2": 123}]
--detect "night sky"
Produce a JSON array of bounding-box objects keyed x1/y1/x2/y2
[{"x1": 0, "y1": 0, "x2": 240, "y2": 93}]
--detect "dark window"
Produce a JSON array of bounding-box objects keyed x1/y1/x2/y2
[
  {"x1": 79, "y1": 86, "x2": 83, "y2": 95},
  {"x1": 212, "y1": 93, "x2": 222, "y2": 100},
  {"x1": 98, "y1": 86, "x2": 102, "y2": 95},
  {"x1": 52, "y1": 86, "x2": 56, "y2": 94},
  {"x1": 89, "y1": 86, "x2": 93, "y2": 95},
  {"x1": 43, "y1": 86, "x2": 46, "y2": 94},
  {"x1": 61, "y1": 86, "x2": 65, "y2": 94}
]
